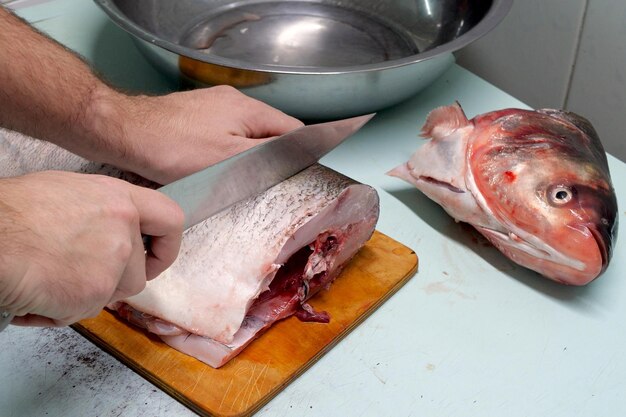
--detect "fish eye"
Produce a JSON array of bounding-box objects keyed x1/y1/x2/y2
[{"x1": 548, "y1": 185, "x2": 573, "y2": 205}]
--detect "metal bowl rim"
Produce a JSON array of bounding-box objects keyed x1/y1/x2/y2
[{"x1": 93, "y1": 0, "x2": 513, "y2": 75}]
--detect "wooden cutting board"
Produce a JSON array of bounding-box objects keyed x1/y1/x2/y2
[{"x1": 72, "y1": 230, "x2": 418, "y2": 417}]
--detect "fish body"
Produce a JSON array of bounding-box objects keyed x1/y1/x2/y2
[
  {"x1": 115, "y1": 164, "x2": 379, "y2": 367},
  {"x1": 0, "y1": 128, "x2": 379, "y2": 367},
  {"x1": 389, "y1": 103, "x2": 617, "y2": 285}
]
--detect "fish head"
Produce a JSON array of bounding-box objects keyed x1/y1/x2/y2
[
  {"x1": 469, "y1": 109, "x2": 618, "y2": 285},
  {"x1": 387, "y1": 103, "x2": 491, "y2": 225}
]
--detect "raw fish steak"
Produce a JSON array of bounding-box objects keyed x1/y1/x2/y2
[
  {"x1": 0, "y1": 128, "x2": 379, "y2": 367},
  {"x1": 388, "y1": 103, "x2": 617, "y2": 285}
]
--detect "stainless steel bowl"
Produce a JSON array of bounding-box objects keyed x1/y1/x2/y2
[{"x1": 95, "y1": 0, "x2": 512, "y2": 119}]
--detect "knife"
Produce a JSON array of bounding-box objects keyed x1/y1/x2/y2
[
  {"x1": 0, "y1": 113, "x2": 375, "y2": 332},
  {"x1": 153, "y1": 112, "x2": 375, "y2": 231}
]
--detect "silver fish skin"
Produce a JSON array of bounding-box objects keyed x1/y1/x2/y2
[
  {"x1": 388, "y1": 103, "x2": 617, "y2": 285},
  {"x1": 0, "y1": 128, "x2": 380, "y2": 367},
  {"x1": 0, "y1": 128, "x2": 153, "y2": 185}
]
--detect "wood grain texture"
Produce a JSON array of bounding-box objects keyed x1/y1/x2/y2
[{"x1": 72, "y1": 231, "x2": 418, "y2": 417}]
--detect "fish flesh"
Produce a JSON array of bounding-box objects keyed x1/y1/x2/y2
[
  {"x1": 0, "y1": 128, "x2": 379, "y2": 367},
  {"x1": 388, "y1": 103, "x2": 617, "y2": 285}
]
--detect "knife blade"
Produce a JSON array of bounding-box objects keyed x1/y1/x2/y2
[
  {"x1": 0, "y1": 113, "x2": 375, "y2": 333},
  {"x1": 157, "y1": 112, "x2": 375, "y2": 230}
]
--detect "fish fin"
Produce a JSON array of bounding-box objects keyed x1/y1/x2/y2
[
  {"x1": 420, "y1": 102, "x2": 471, "y2": 140},
  {"x1": 386, "y1": 163, "x2": 418, "y2": 186}
]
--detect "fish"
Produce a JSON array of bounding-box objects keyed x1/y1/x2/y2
[
  {"x1": 112, "y1": 165, "x2": 379, "y2": 367},
  {"x1": 388, "y1": 103, "x2": 618, "y2": 285},
  {"x1": 0, "y1": 128, "x2": 153, "y2": 185},
  {"x1": 0, "y1": 128, "x2": 379, "y2": 367}
]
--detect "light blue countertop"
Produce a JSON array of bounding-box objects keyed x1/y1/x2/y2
[{"x1": 2, "y1": 1, "x2": 625, "y2": 416}]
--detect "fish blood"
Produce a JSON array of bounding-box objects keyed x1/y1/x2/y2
[{"x1": 504, "y1": 171, "x2": 516, "y2": 182}]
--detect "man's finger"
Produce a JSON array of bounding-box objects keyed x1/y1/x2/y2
[
  {"x1": 111, "y1": 231, "x2": 148, "y2": 301},
  {"x1": 129, "y1": 185, "x2": 184, "y2": 280},
  {"x1": 241, "y1": 102, "x2": 303, "y2": 138}
]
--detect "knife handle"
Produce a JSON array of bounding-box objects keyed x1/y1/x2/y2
[
  {"x1": 0, "y1": 232, "x2": 154, "y2": 332},
  {"x1": 0, "y1": 234, "x2": 157, "y2": 333},
  {"x1": 0, "y1": 235, "x2": 152, "y2": 332}
]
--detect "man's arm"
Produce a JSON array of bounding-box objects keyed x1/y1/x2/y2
[
  {"x1": 0, "y1": 7, "x2": 302, "y2": 327},
  {"x1": 0, "y1": 6, "x2": 114, "y2": 154},
  {"x1": 0, "y1": 6, "x2": 302, "y2": 185}
]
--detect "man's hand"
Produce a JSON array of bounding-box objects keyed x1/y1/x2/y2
[
  {"x1": 0, "y1": 171, "x2": 184, "y2": 327},
  {"x1": 0, "y1": 6, "x2": 301, "y2": 328},
  {"x1": 83, "y1": 85, "x2": 304, "y2": 184},
  {"x1": 0, "y1": 7, "x2": 303, "y2": 186}
]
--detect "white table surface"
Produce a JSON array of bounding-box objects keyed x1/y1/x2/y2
[{"x1": 1, "y1": 1, "x2": 625, "y2": 416}]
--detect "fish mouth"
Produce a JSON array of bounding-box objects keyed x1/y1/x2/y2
[
  {"x1": 418, "y1": 176, "x2": 464, "y2": 193},
  {"x1": 476, "y1": 225, "x2": 587, "y2": 273},
  {"x1": 582, "y1": 223, "x2": 610, "y2": 270}
]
